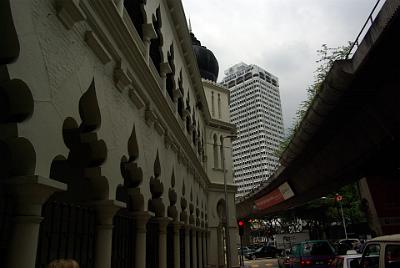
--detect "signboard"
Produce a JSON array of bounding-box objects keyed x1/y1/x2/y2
[
  {"x1": 335, "y1": 194, "x2": 343, "y2": 202},
  {"x1": 254, "y1": 182, "x2": 294, "y2": 211}
]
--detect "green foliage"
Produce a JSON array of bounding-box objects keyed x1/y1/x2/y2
[
  {"x1": 262, "y1": 44, "x2": 365, "y2": 238},
  {"x1": 258, "y1": 183, "x2": 367, "y2": 237},
  {"x1": 323, "y1": 183, "x2": 366, "y2": 224},
  {"x1": 274, "y1": 43, "x2": 352, "y2": 158}
]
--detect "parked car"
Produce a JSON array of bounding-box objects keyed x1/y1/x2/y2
[
  {"x1": 330, "y1": 251, "x2": 362, "y2": 268},
  {"x1": 350, "y1": 234, "x2": 400, "y2": 268},
  {"x1": 335, "y1": 239, "x2": 362, "y2": 255},
  {"x1": 245, "y1": 245, "x2": 280, "y2": 260},
  {"x1": 288, "y1": 240, "x2": 336, "y2": 268},
  {"x1": 238, "y1": 246, "x2": 255, "y2": 256},
  {"x1": 278, "y1": 249, "x2": 292, "y2": 268}
]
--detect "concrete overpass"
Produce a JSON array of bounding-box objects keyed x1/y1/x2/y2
[{"x1": 236, "y1": 0, "x2": 400, "y2": 235}]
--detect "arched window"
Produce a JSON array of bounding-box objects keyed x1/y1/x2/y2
[
  {"x1": 216, "y1": 199, "x2": 226, "y2": 222},
  {"x1": 192, "y1": 128, "x2": 196, "y2": 146},
  {"x1": 166, "y1": 44, "x2": 175, "y2": 100},
  {"x1": 124, "y1": 0, "x2": 146, "y2": 40},
  {"x1": 192, "y1": 111, "x2": 196, "y2": 145},
  {"x1": 220, "y1": 136, "x2": 224, "y2": 169},
  {"x1": 211, "y1": 91, "x2": 215, "y2": 117},
  {"x1": 197, "y1": 128, "x2": 201, "y2": 155},
  {"x1": 186, "y1": 115, "x2": 191, "y2": 133},
  {"x1": 178, "y1": 97, "x2": 184, "y2": 119},
  {"x1": 150, "y1": 7, "x2": 163, "y2": 74},
  {"x1": 177, "y1": 71, "x2": 184, "y2": 119},
  {"x1": 213, "y1": 134, "x2": 219, "y2": 169},
  {"x1": 218, "y1": 93, "x2": 221, "y2": 119}
]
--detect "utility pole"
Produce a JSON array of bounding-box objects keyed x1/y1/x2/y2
[
  {"x1": 322, "y1": 195, "x2": 348, "y2": 239},
  {"x1": 336, "y1": 194, "x2": 348, "y2": 239},
  {"x1": 221, "y1": 135, "x2": 236, "y2": 268}
]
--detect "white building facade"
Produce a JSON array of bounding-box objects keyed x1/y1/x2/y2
[
  {"x1": 222, "y1": 63, "x2": 285, "y2": 198},
  {"x1": 0, "y1": 1, "x2": 238, "y2": 268}
]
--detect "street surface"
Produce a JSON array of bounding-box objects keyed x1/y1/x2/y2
[{"x1": 244, "y1": 258, "x2": 279, "y2": 268}]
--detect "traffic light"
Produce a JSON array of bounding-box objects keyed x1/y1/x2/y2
[{"x1": 238, "y1": 220, "x2": 245, "y2": 236}]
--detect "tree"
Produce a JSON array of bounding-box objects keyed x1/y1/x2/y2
[
  {"x1": 261, "y1": 44, "x2": 369, "y2": 239},
  {"x1": 275, "y1": 43, "x2": 352, "y2": 157},
  {"x1": 257, "y1": 183, "x2": 368, "y2": 239}
]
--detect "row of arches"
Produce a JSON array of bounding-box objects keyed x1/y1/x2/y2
[
  {"x1": 0, "y1": 1, "x2": 229, "y2": 267},
  {"x1": 211, "y1": 91, "x2": 222, "y2": 119},
  {"x1": 24, "y1": 80, "x2": 209, "y2": 268},
  {"x1": 123, "y1": 1, "x2": 206, "y2": 160}
]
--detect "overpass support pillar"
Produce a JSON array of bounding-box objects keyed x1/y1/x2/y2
[{"x1": 359, "y1": 176, "x2": 400, "y2": 235}]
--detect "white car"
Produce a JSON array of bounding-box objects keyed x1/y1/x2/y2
[
  {"x1": 331, "y1": 251, "x2": 362, "y2": 268},
  {"x1": 350, "y1": 234, "x2": 400, "y2": 268}
]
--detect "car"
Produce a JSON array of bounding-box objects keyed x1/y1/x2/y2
[
  {"x1": 338, "y1": 239, "x2": 361, "y2": 247},
  {"x1": 330, "y1": 251, "x2": 362, "y2": 268},
  {"x1": 238, "y1": 246, "x2": 255, "y2": 256},
  {"x1": 245, "y1": 245, "x2": 280, "y2": 260},
  {"x1": 349, "y1": 234, "x2": 400, "y2": 268},
  {"x1": 278, "y1": 249, "x2": 292, "y2": 268},
  {"x1": 335, "y1": 239, "x2": 362, "y2": 254},
  {"x1": 248, "y1": 244, "x2": 263, "y2": 250},
  {"x1": 288, "y1": 240, "x2": 336, "y2": 268}
]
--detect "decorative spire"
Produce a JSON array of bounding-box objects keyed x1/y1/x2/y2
[{"x1": 188, "y1": 18, "x2": 192, "y2": 33}]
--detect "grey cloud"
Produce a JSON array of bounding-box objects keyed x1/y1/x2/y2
[{"x1": 183, "y1": 0, "x2": 379, "y2": 131}]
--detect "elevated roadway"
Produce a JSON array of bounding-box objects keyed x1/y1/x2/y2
[{"x1": 236, "y1": 1, "x2": 400, "y2": 235}]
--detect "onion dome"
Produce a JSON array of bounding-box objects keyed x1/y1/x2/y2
[{"x1": 191, "y1": 32, "x2": 219, "y2": 82}]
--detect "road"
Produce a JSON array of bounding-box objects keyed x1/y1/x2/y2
[{"x1": 243, "y1": 258, "x2": 279, "y2": 268}]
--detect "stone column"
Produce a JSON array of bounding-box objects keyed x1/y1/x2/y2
[
  {"x1": 202, "y1": 231, "x2": 207, "y2": 268},
  {"x1": 160, "y1": 62, "x2": 172, "y2": 96},
  {"x1": 142, "y1": 24, "x2": 157, "y2": 63},
  {"x1": 114, "y1": 0, "x2": 124, "y2": 15},
  {"x1": 158, "y1": 217, "x2": 170, "y2": 268},
  {"x1": 185, "y1": 225, "x2": 191, "y2": 268},
  {"x1": 229, "y1": 227, "x2": 240, "y2": 268},
  {"x1": 172, "y1": 222, "x2": 181, "y2": 268},
  {"x1": 191, "y1": 227, "x2": 197, "y2": 268},
  {"x1": 207, "y1": 230, "x2": 212, "y2": 267},
  {"x1": 133, "y1": 211, "x2": 151, "y2": 268},
  {"x1": 5, "y1": 176, "x2": 67, "y2": 268},
  {"x1": 198, "y1": 230, "x2": 203, "y2": 268},
  {"x1": 92, "y1": 200, "x2": 125, "y2": 268}
]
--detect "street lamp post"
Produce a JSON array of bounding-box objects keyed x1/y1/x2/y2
[
  {"x1": 336, "y1": 195, "x2": 348, "y2": 239},
  {"x1": 221, "y1": 135, "x2": 236, "y2": 268},
  {"x1": 321, "y1": 195, "x2": 347, "y2": 239}
]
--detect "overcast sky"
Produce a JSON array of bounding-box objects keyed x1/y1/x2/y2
[{"x1": 182, "y1": 0, "x2": 381, "y2": 133}]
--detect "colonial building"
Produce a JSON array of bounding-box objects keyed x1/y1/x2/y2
[{"x1": 0, "y1": 0, "x2": 238, "y2": 268}]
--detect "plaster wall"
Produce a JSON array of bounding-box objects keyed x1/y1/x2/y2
[
  {"x1": 3, "y1": 0, "x2": 237, "y2": 266},
  {"x1": 8, "y1": 0, "x2": 209, "y2": 211},
  {"x1": 205, "y1": 129, "x2": 235, "y2": 186},
  {"x1": 207, "y1": 187, "x2": 239, "y2": 267},
  {"x1": 203, "y1": 81, "x2": 231, "y2": 122}
]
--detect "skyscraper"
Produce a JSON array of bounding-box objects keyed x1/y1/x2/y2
[{"x1": 222, "y1": 62, "x2": 285, "y2": 198}]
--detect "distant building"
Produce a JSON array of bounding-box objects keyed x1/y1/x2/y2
[{"x1": 222, "y1": 63, "x2": 285, "y2": 198}]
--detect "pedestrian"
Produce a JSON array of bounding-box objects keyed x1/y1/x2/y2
[{"x1": 48, "y1": 259, "x2": 80, "y2": 268}]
